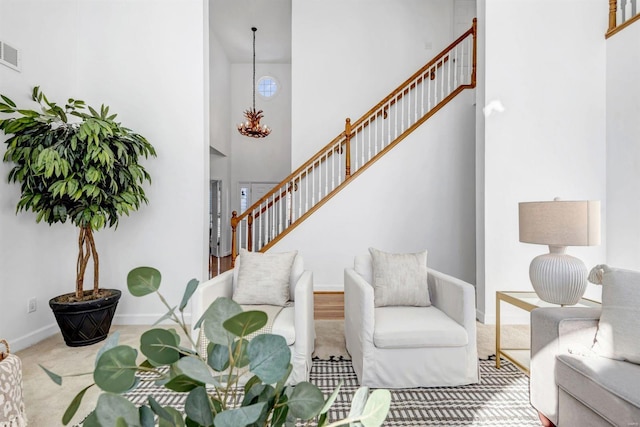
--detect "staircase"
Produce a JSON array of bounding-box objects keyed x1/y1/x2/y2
[{"x1": 231, "y1": 20, "x2": 477, "y2": 263}]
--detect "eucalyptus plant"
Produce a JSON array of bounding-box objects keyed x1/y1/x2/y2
[
  {"x1": 0, "y1": 88, "x2": 156, "y2": 301},
  {"x1": 41, "y1": 268, "x2": 391, "y2": 427}
]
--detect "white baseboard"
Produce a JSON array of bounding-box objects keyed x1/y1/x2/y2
[
  {"x1": 11, "y1": 323, "x2": 59, "y2": 353},
  {"x1": 314, "y1": 284, "x2": 344, "y2": 292}
]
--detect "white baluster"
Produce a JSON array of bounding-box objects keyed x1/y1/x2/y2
[
  {"x1": 304, "y1": 169, "x2": 309, "y2": 212},
  {"x1": 427, "y1": 68, "x2": 432, "y2": 111},
  {"x1": 625, "y1": 0, "x2": 632, "y2": 21},
  {"x1": 374, "y1": 115, "x2": 378, "y2": 156},
  {"x1": 324, "y1": 154, "x2": 328, "y2": 196},
  {"x1": 453, "y1": 47, "x2": 458, "y2": 88},
  {"x1": 617, "y1": 0, "x2": 623, "y2": 24},
  {"x1": 287, "y1": 183, "x2": 292, "y2": 225},
  {"x1": 311, "y1": 163, "x2": 315, "y2": 207},
  {"x1": 436, "y1": 58, "x2": 444, "y2": 105},
  {"x1": 421, "y1": 72, "x2": 425, "y2": 117},
  {"x1": 257, "y1": 206, "x2": 262, "y2": 249},
  {"x1": 277, "y1": 188, "x2": 282, "y2": 233},
  {"x1": 448, "y1": 56, "x2": 452, "y2": 94},
  {"x1": 298, "y1": 174, "x2": 302, "y2": 219},
  {"x1": 386, "y1": 101, "x2": 391, "y2": 145},
  {"x1": 367, "y1": 118, "x2": 377, "y2": 164}
]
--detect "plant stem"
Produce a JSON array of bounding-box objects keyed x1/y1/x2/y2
[
  {"x1": 85, "y1": 227, "x2": 99, "y2": 296},
  {"x1": 76, "y1": 227, "x2": 91, "y2": 299}
]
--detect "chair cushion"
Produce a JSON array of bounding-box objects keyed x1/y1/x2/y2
[
  {"x1": 588, "y1": 265, "x2": 640, "y2": 364},
  {"x1": 233, "y1": 249, "x2": 297, "y2": 306},
  {"x1": 556, "y1": 354, "x2": 640, "y2": 422},
  {"x1": 369, "y1": 247, "x2": 431, "y2": 307},
  {"x1": 373, "y1": 306, "x2": 468, "y2": 349},
  {"x1": 272, "y1": 306, "x2": 295, "y2": 346}
]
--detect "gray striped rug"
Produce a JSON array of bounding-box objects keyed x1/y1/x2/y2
[{"x1": 118, "y1": 357, "x2": 539, "y2": 426}]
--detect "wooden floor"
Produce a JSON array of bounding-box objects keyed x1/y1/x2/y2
[{"x1": 209, "y1": 255, "x2": 344, "y2": 320}]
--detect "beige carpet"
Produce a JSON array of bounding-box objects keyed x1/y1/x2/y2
[{"x1": 16, "y1": 320, "x2": 529, "y2": 426}]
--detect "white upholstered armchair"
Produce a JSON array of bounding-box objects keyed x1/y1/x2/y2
[
  {"x1": 344, "y1": 251, "x2": 479, "y2": 388},
  {"x1": 191, "y1": 251, "x2": 315, "y2": 384}
]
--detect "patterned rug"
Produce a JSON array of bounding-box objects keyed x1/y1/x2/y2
[{"x1": 116, "y1": 356, "x2": 538, "y2": 426}]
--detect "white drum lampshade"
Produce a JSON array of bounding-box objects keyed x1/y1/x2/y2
[{"x1": 519, "y1": 199, "x2": 601, "y2": 305}]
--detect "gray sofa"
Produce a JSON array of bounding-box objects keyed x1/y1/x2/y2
[{"x1": 530, "y1": 307, "x2": 640, "y2": 426}]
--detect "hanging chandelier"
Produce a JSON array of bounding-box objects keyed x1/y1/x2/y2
[{"x1": 237, "y1": 27, "x2": 271, "y2": 138}]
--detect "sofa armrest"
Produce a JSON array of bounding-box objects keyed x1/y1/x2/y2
[
  {"x1": 190, "y1": 270, "x2": 234, "y2": 343},
  {"x1": 530, "y1": 307, "x2": 601, "y2": 425},
  {"x1": 293, "y1": 271, "x2": 315, "y2": 355},
  {"x1": 344, "y1": 268, "x2": 375, "y2": 358}
]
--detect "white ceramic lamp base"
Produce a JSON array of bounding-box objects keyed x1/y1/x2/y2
[{"x1": 529, "y1": 246, "x2": 588, "y2": 305}]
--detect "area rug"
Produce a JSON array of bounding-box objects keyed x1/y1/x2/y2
[{"x1": 115, "y1": 356, "x2": 538, "y2": 426}]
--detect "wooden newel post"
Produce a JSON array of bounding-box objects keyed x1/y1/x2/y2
[
  {"x1": 608, "y1": 0, "x2": 617, "y2": 32},
  {"x1": 345, "y1": 118, "x2": 352, "y2": 178},
  {"x1": 247, "y1": 213, "x2": 254, "y2": 252},
  {"x1": 231, "y1": 211, "x2": 239, "y2": 266},
  {"x1": 471, "y1": 18, "x2": 478, "y2": 88}
]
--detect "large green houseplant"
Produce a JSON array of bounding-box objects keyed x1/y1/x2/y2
[
  {"x1": 0, "y1": 87, "x2": 156, "y2": 346},
  {"x1": 41, "y1": 268, "x2": 391, "y2": 427}
]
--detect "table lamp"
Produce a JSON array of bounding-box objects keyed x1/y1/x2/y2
[{"x1": 519, "y1": 198, "x2": 601, "y2": 305}]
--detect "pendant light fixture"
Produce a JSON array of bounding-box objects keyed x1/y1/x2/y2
[{"x1": 237, "y1": 27, "x2": 271, "y2": 138}]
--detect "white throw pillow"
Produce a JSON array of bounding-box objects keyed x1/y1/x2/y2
[
  {"x1": 589, "y1": 264, "x2": 640, "y2": 364},
  {"x1": 233, "y1": 249, "x2": 298, "y2": 306},
  {"x1": 369, "y1": 247, "x2": 431, "y2": 307}
]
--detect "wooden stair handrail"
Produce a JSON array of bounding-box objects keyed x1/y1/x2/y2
[
  {"x1": 231, "y1": 19, "x2": 477, "y2": 263},
  {"x1": 607, "y1": 0, "x2": 640, "y2": 38}
]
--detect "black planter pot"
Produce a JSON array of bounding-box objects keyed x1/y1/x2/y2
[{"x1": 49, "y1": 289, "x2": 122, "y2": 347}]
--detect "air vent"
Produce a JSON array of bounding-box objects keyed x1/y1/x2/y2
[{"x1": 0, "y1": 41, "x2": 20, "y2": 71}]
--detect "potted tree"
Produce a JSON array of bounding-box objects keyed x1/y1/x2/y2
[{"x1": 0, "y1": 87, "x2": 156, "y2": 346}]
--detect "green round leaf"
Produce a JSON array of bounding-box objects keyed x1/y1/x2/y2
[
  {"x1": 207, "y1": 342, "x2": 230, "y2": 372},
  {"x1": 201, "y1": 297, "x2": 242, "y2": 345},
  {"x1": 94, "y1": 393, "x2": 140, "y2": 426},
  {"x1": 158, "y1": 407, "x2": 186, "y2": 427},
  {"x1": 287, "y1": 382, "x2": 325, "y2": 420},
  {"x1": 185, "y1": 386, "x2": 214, "y2": 427},
  {"x1": 140, "y1": 328, "x2": 180, "y2": 365},
  {"x1": 94, "y1": 345, "x2": 138, "y2": 393},
  {"x1": 223, "y1": 311, "x2": 267, "y2": 337},
  {"x1": 164, "y1": 374, "x2": 204, "y2": 393},
  {"x1": 247, "y1": 334, "x2": 291, "y2": 384},
  {"x1": 127, "y1": 266, "x2": 161, "y2": 296},
  {"x1": 360, "y1": 389, "x2": 391, "y2": 427},
  {"x1": 176, "y1": 356, "x2": 222, "y2": 387},
  {"x1": 180, "y1": 278, "x2": 199, "y2": 311},
  {"x1": 213, "y1": 402, "x2": 266, "y2": 427}
]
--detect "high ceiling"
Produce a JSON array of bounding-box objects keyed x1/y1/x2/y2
[{"x1": 210, "y1": 0, "x2": 292, "y2": 64}]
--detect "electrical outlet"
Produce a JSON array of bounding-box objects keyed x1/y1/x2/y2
[{"x1": 27, "y1": 297, "x2": 37, "y2": 313}]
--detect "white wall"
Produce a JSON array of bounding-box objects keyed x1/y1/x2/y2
[
  {"x1": 606, "y1": 22, "x2": 640, "y2": 269},
  {"x1": 209, "y1": 28, "x2": 233, "y2": 255},
  {"x1": 210, "y1": 30, "x2": 231, "y2": 156},
  {"x1": 230, "y1": 63, "x2": 292, "y2": 214},
  {"x1": 0, "y1": 0, "x2": 209, "y2": 350},
  {"x1": 291, "y1": 0, "x2": 457, "y2": 166},
  {"x1": 273, "y1": 92, "x2": 477, "y2": 289},
  {"x1": 478, "y1": 0, "x2": 608, "y2": 323}
]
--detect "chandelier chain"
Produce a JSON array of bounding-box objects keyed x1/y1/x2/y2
[{"x1": 252, "y1": 27, "x2": 256, "y2": 110}]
